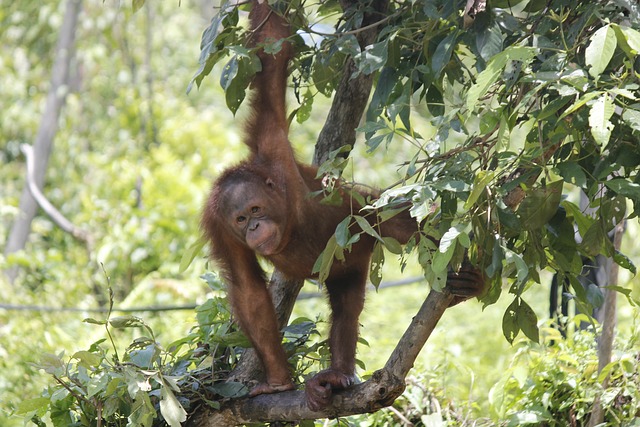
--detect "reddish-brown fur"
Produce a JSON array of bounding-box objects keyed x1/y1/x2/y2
[{"x1": 201, "y1": 1, "x2": 485, "y2": 410}]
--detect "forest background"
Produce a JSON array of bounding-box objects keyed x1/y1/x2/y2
[{"x1": 1, "y1": 0, "x2": 640, "y2": 426}]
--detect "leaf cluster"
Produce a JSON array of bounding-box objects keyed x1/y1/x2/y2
[{"x1": 19, "y1": 275, "x2": 331, "y2": 426}]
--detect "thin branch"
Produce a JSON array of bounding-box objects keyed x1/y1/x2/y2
[{"x1": 20, "y1": 144, "x2": 93, "y2": 246}]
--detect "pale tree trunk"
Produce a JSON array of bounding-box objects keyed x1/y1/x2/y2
[
  {"x1": 588, "y1": 220, "x2": 624, "y2": 426},
  {"x1": 4, "y1": 0, "x2": 82, "y2": 283}
]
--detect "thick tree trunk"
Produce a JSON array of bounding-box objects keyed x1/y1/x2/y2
[{"x1": 4, "y1": 0, "x2": 82, "y2": 283}]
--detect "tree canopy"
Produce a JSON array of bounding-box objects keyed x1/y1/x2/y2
[{"x1": 193, "y1": 0, "x2": 640, "y2": 341}]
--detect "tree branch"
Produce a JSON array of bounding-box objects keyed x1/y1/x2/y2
[
  {"x1": 189, "y1": 290, "x2": 454, "y2": 425},
  {"x1": 20, "y1": 144, "x2": 92, "y2": 247}
]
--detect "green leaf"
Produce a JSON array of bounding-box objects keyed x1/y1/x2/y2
[
  {"x1": 312, "y1": 235, "x2": 338, "y2": 283},
  {"x1": 516, "y1": 180, "x2": 564, "y2": 229},
  {"x1": 370, "y1": 242, "x2": 385, "y2": 288},
  {"x1": 431, "y1": 30, "x2": 459, "y2": 78},
  {"x1": 464, "y1": 170, "x2": 495, "y2": 210},
  {"x1": 335, "y1": 216, "x2": 352, "y2": 248},
  {"x1": 15, "y1": 397, "x2": 50, "y2": 415},
  {"x1": 439, "y1": 225, "x2": 462, "y2": 253},
  {"x1": 110, "y1": 315, "x2": 144, "y2": 329},
  {"x1": 87, "y1": 374, "x2": 109, "y2": 398},
  {"x1": 586, "y1": 283, "x2": 604, "y2": 308},
  {"x1": 558, "y1": 92, "x2": 600, "y2": 120},
  {"x1": 432, "y1": 239, "x2": 456, "y2": 274},
  {"x1": 426, "y1": 85, "x2": 445, "y2": 117},
  {"x1": 354, "y1": 216, "x2": 382, "y2": 241},
  {"x1": 129, "y1": 344, "x2": 158, "y2": 369},
  {"x1": 605, "y1": 178, "x2": 640, "y2": 202},
  {"x1": 129, "y1": 393, "x2": 155, "y2": 427},
  {"x1": 132, "y1": 0, "x2": 145, "y2": 13},
  {"x1": 295, "y1": 89, "x2": 314, "y2": 123},
  {"x1": 382, "y1": 236, "x2": 403, "y2": 255},
  {"x1": 613, "y1": 251, "x2": 636, "y2": 274},
  {"x1": 160, "y1": 382, "x2": 188, "y2": 427},
  {"x1": 502, "y1": 298, "x2": 520, "y2": 344},
  {"x1": 581, "y1": 222, "x2": 605, "y2": 256},
  {"x1": 516, "y1": 299, "x2": 539, "y2": 343},
  {"x1": 179, "y1": 236, "x2": 206, "y2": 273},
  {"x1": 39, "y1": 353, "x2": 65, "y2": 376},
  {"x1": 505, "y1": 249, "x2": 528, "y2": 287},
  {"x1": 220, "y1": 54, "x2": 260, "y2": 114},
  {"x1": 356, "y1": 39, "x2": 389, "y2": 75},
  {"x1": 622, "y1": 108, "x2": 640, "y2": 132},
  {"x1": 585, "y1": 25, "x2": 617, "y2": 78},
  {"x1": 466, "y1": 46, "x2": 536, "y2": 112},
  {"x1": 589, "y1": 94, "x2": 615, "y2": 145},
  {"x1": 72, "y1": 351, "x2": 101, "y2": 369}
]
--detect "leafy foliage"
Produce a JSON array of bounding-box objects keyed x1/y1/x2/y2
[
  {"x1": 195, "y1": 0, "x2": 640, "y2": 343},
  {"x1": 18, "y1": 275, "x2": 328, "y2": 426},
  {"x1": 490, "y1": 322, "x2": 640, "y2": 426}
]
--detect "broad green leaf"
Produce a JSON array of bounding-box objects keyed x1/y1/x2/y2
[
  {"x1": 356, "y1": 39, "x2": 388, "y2": 75},
  {"x1": 110, "y1": 316, "x2": 144, "y2": 329},
  {"x1": 581, "y1": 222, "x2": 605, "y2": 256},
  {"x1": 312, "y1": 235, "x2": 338, "y2": 283},
  {"x1": 39, "y1": 353, "x2": 65, "y2": 376},
  {"x1": 605, "y1": 178, "x2": 640, "y2": 201},
  {"x1": 556, "y1": 161, "x2": 587, "y2": 187},
  {"x1": 382, "y1": 236, "x2": 403, "y2": 255},
  {"x1": 585, "y1": 25, "x2": 617, "y2": 78},
  {"x1": 516, "y1": 180, "x2": 564, "y2": 230},
  {"x1": 15, "y1": 397, "x2": 50, "y2": 415},
  {"x1": 516, "y1": 299, "x2": 539, "y2": 343},
  {"x1": 561, "y1": 200, "x2": 594, "y2": 237},
  {"x1": 622, "y1": 108, "x2": 640, "y2": 132},
  {"x1": 160, "y1": 383, "x2": 188, "y2": 427},
  {"x1": 84, "y1": 317, "x2": 107, "y2": 325},
  {"x1": 426, "y1": 85, "x2": 445, "y2": 117},
  {"x1": 129, "y1": 393, "x2": 155, "y2": 427},
  {"x1": 129, "y1": 344, "x2": 158, "y2": 369},
  {"x1": 586, "y1": 283, "x2": 604, "y2": 308},
  {"x1": 432, "y1": 30, "x2": 459, "y2": 77},
  {"x1": 87, "y1": 374, "x2": 109, "y2": 398},
  {"x1": 295, "y1": 89, "x2": 314, "y2": 123},
  {"x1": 335, "y1": 216, "x2": 352, "y2": 248},
  {"x1": 439, "y1": 226, "x2": 462, "y2": 253},
  {"x1": 612, "y1": 24, "x2": 640, "y2": 60},
  {"x1": 589, "y1": 94, "x2": 615, "y2": 145},
  {"x1": 432, "y1": 239, "x2": 456, "y2": 273},
  {"x1": 477, "y1": 22, "x2": 503, "y2": 63},
  {"x1": 72, "y1": 350, "x2": 102, "y2": 369}
]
